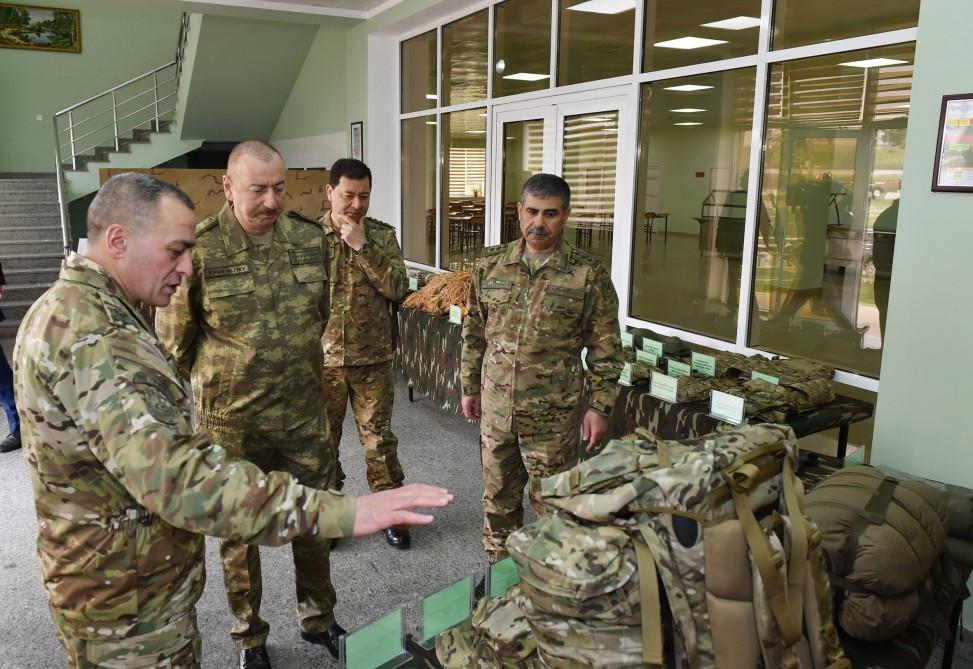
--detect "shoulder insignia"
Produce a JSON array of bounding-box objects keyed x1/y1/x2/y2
[
  {"x1": 99, "y1": 294, "x2": 141, "y2": 331},
  {"x1": 570, "y1": 246, "x2": 605, "y2": 272},
  {"x1": 482, "y1": 243, "x2": 508, "y2": 257},
  {"x1": 131, "y1": 370, "x2": 179, "y2": 426},
  {"x1": 287, "y1": 210, "x2": 324, "y2": 228},
  {"x1": 195, "y1": 215, "x2": 219, "y2": 235},
  {"x1": 365, "y1": 217, "x2": 394, "y2": 231}
]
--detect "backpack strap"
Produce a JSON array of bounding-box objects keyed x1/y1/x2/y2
[
  {"x1": 806, "y1": 526, "x2": 853, "y2": 669},
  {"x1": 838, "y1": 477, "x2": 899, "y2": 577},
  {"x1": 633, "y1": 530, "x2": 664, "y2": 665}
]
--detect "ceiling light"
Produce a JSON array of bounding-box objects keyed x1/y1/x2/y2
[
  {"x1": 467, "y1": 130, "x2": 486, "y2": 134},
  {"x1": 701, "y1": 16, "x2": 761, "y2": 30},
  {"x1": 567, "y1": 0, "x2": 636, "y2": 14},
  {"x1": 839, "y1": 58, "x2": 908, "y2": 68},
  {"x1": 655, "y1": 36, "x2": 727, "y2": 50},
  {"x1": 425, "y1": 94, "x2": 438, "y2": 100},
  {"x1": 670, "y1": 107, "x2": 707, "y2": 113},
  {"x1": 503, "y1": 72, "x2": 550, "y2": 81},
  {"x1": 674, "y1": 122, "x2": 702, "y2": 126},
  {"x1": 425, "y1": 121, "x2": 437, "y2": 125},
  {"x1": 664, "y1": 84, "x2": 714, "y2": 92},
  {"x1": 478, "y1": 112, "x2": 487, "y2": 117}
]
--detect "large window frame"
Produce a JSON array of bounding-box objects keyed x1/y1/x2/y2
[{"x1": 392, "y1": 0, "x2": 918, "y2": 392}]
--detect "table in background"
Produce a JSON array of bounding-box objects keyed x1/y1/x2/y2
[{"x1": 395, "y1": 306, "x2": 463, "y2": 416}]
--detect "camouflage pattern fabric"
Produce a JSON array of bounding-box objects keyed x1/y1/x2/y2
[
  {"x1": 322, "y1": 213, "x2": 408, "y2": 366},
  {"x1": 480, "y1": 422, "x2": 580, "y2": 562},
  {"x1": 323, "y1": 362, "x2": 405, "y2": 492},
  {"x1": 57, "y1": 611, "x2": 201, "y2": 669},
  {"x1": 12, "y1": 253, "x2": 355, "y2": 649},
  {"x1": 436, "y1": 588, "x2": 544, "y2": 668},
  {"x1": 395, "y1": 306, "x2": 463, "y2": 416},
  {"x1": 156, "y1": 203, "x2": 330, "y2": 433},
  {"x1": 214, "y1": 413, "x2": 339, "y2": 649},
  {"x1": 461, "y1": 237, "x2": 623, "y2": 433},
  {"x1": 155, "y1": 204, "x2": 340, "y2": 649}
]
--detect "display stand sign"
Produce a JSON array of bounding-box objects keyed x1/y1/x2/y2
[
  {"x1": 408, "y1": 276, "x2": 419, "y2": 291},
  {"x1": 340, "y1": 609, "x2": 408, "y2": 669},
  {"x1": 619, "y1": 363, "x2": 633, "y2": 386},
  {"x1": 650, "y1": 371, "x2": 679, "y2": 404},
  {"x1": 668, "y1": 359, "x2": 691, "y2": 378},
  {"x1": 636, "y1": 349, "x2": 658, "y2": 366},
  {"x1": 641, "y1": 338, "x2": 664, "y2": 358},
  {"x1": 710, "y1": 390, "x2": 745, "y2": 425},
  {"x1": 691, "y1": 352, "x2": 716, "y2": 378},
  {"x1": 488, "y1": 557, "x2": 520, "y2": 598},
  {"x1": 420, "y1": 576, "x2": 473, "y2": 643},
  {"x1": 621, "y1": 331, "x2": 634, "y2": 349},
  {"x1": 448, "y1": 305, "x2": 464, "y2": 325},
  {"x1": 752, "y1": 371, "x2": 779, "y2": 385}
]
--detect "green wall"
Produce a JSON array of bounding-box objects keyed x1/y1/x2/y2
[
  {"x1": 871, "y1": 0, "x2": 973, "y2": 620},
  {"x1": 0, "y1": 0, "x2": 181, "y2": 173}
]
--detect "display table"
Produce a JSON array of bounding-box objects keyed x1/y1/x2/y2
[{"x1": 396, "y1": 306, "x2": 875, "y2": 457}]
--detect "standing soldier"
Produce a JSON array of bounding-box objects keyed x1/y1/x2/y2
[
  {"x1": 14, "y1": 172, "x2": 452, "y2": 669},
  {"x1": 461, "y1": 173, "x2": 623, "y2": 562},
  {"x1": 321, "y1": 159, "x2": 411, "y2": 549},
  {"x1": 155, "y1": 141, "x2": 343, "y2": 669}
]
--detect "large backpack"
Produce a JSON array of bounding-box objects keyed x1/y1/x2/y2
[{"x1": 438, "y1": 424, "x2": 849, "y2": 669}]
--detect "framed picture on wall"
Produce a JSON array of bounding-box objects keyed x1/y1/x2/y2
[
  {"x1": 350, "y1": 121, "x2": 364, "y2": 161},
  {"x1": 0, "y1": 3, "x2": 81, "y2": 53},
  {"x1": 932, "y1": 93, "x2": 973, "y2": 192}
]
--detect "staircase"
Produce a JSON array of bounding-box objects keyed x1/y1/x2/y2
[{"x1": 0, "y1": 175, "x2": 63, "y2": 350}]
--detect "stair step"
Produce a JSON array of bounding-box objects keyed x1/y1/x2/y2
[
  {"x1": 0, "y1": 214, "x2": 61, "y2": 229},
  {"x1": 4, "y1": 267, "x2": 61, "y2": 284},
  {"x1": 0, "y1": 192, "x2": 59, "y2": 204},
  {"x1": 1, "y1": 300, "x2": 36, "y2": 321},
  {"x1": 0, "y1": 179, "x2": 57, "y2": 192},
  {"x1": 63, "y1": 119, "x2": 174, "y2": 173},
  {"x1": 0, "y1": 226, "x2": 64, "y2": 242},
  {"x1": 3, "y1": 283, "x2": 51, "y2": 304},
  {"x1": 0, "y1": 202, "x2": 61, "y2": 215},
  {"x1": 0, "y1": 252, "x2": 64, "y2": 272}
]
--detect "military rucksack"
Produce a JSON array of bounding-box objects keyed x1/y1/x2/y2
[{"x1": 438, "y1": 424, "x2": 849, "y2": 669}]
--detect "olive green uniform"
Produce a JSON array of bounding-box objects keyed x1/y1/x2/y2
[
  {"x1": 461, "y1": 237, "x2": 623, "y2": 561},
  {"x1": 14, "y1": 253, "x2": 355, "y2": 668},
  {"x1": 156, "y1": 203, "x2": 337, "y2": 650},
  {"x1": 322, "y1": 213, "x2": 409, "y2": 492}
]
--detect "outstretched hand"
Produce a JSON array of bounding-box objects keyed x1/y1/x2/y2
[{"x1": 352, "y1": 483, "x2": 453, "y2": 536}]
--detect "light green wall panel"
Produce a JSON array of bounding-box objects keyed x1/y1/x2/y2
[{"x1": 0, "y1": 0, "x2": 181, "y2": 173}]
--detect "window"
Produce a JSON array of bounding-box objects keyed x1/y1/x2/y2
[
  {"x1": 494, "y1": 0, "x2": 552, "y2": 98},
  {"x1": 500, "y1": 119, "x2": 545, "y2": 243},
  {"x1": 442, "y1": 10, "x2": 488, "y2": 106},
  {"x1": 401, "y1": 30, "x2": 437, "y2": 113},
  {"x1": 441, "y1": 108, "x2": 487, "y2": 271},
  {"x1": 559, "y1": 0, "x2": 635, "y2": 86},
  {"x1": 630, "y1": 69, "x2": 756, "y2": 340},
  {"x1": 643, "y1": 0, "x2": 761, "y2": 73},
  {"x1": 750, "y1": 44, "x2": 914, "y2": 377},
  {"x1": 772, "y1": 0, "x2": 920, "y2": 50},
  {"x1": 401, "y1": 115, "x2": 437, "y2": 266}
]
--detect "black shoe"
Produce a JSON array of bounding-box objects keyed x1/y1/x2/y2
[
  {"x1": 0, "y1": 430, "x2": 20, "y2": 453},
  {"x1": 474, "y1": 576, "x2": 485, "y2": 601},
  {"x1": 301, "y1": 622, "x2": 346, "y2": 660},
  {"x1": 384, "y1": 527, "x2": 411, "y2": 549},
  {"x1": 240, "y1": 645, "x2": 272, "y2": 669}
]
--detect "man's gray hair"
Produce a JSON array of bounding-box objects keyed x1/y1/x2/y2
[
  {"x1": 520, "y1": 173, "x2": 571, "y2": 210},
  {"x1": 227, "y1": 139, "x2": 283, "y2": 171},
  {"x1": 87, "y1": 172, "x2": 194, "y2": 239}
]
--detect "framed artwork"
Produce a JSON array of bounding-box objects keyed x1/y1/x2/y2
[
  {"x1": 351, "y1": 121, "x2": 364, "y2": 161},
  {"x1": 932, "y1": 93, "x2": 973, "y2": 192},
  {"x1": 0, "y1": 3, "x2": 81, "y2": 53}
]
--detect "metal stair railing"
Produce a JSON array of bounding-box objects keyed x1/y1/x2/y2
[{"x1": 52, "y1": 12, "x2": 191, "y2": 255}]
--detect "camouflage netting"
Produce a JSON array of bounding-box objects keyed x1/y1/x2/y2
[{"x1": 402, "y1": 271, "x2": 472, "y2": 316}]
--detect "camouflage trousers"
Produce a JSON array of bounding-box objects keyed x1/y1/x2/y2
[
  {"x1": 57, "y1": 610, "x2": 201, "y2": 668},
  {"x1": 323, "y1": 362, "x2": 405, "y2": 493},
  {"x1": 480, "y1": 421, "x2": 580, "y2": 562},
  {"x1": 214, "y1": 413, "x2": 339, "y2": 649}
]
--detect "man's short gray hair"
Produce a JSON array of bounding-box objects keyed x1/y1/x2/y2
[
  {"x1": 520, "y1": 173, "x2": 571, "y2": 210},
  {"x1": 227, "y1": 139, "x2": 283, "y2": 172},
  {"x1": 87, "y1": 173, "x2": 194, "y2": 239}
]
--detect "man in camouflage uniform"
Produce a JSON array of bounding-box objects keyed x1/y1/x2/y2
[
  {"x1": 461, "y1": 173, "x2": 623, "y2": 561},
  {"x1": 320, "y1": 159, "x2": 412, "y2": 549},
  {"x1": 13, "y1": 172, "x2": 452, "y2": 669},
  {"x1": 154, "y1": 141, "x2": 342, "y2": 668}
]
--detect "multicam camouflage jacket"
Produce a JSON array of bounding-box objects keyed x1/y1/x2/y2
[
  {"x1": 156, "y1": 203, "x2": 330, "y2": 433},
  {"x1": 322, "y1": 213, "x2": 409, "y2": 367},
  {"x1": 461, "y1": 237, "x2": 623, "y2": 433},
  {"x1": 13, "y1": 254, "x2": 355, "y2": 641}
]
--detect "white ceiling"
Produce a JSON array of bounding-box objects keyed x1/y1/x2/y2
[{"x1": 185, "y1": 0, "x2": 404, "y2": 20}]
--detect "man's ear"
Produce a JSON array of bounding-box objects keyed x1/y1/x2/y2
[
  {"x1": 223, "y1": 174, "x2": 233, "y2": 203},
  {"x1": 103, "y1": 223, "x2": 128, "y2": 259}
]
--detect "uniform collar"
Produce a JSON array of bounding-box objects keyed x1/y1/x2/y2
[
  {"x1": 321, "y1": 210, "x2": 340, "y2": 236},
  {"x1": 218, "y1": 202, "x2": 296, "y2": 254},
  {"x1": 61, "y1": 252, "x2": 151, "y2": 327},
  {"x1": 503, "y1": 236, "x2": 572, "y2": 273}
]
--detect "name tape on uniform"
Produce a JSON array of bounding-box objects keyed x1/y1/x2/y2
[
  {"x1": 691, "y1": 352, "x2": 716, "y2": 378},
  {"x1": 710, "y1": 390, "x2": 745, "y2": 425},
  {"x1": 650, "y1": 371, "x2": 679, "y2": 404}
]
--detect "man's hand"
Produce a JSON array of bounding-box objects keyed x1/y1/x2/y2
[
  {"x1": 582, "y1": 409, "x2": 611, "y2": 453},
  {"x1": 461, "y1": 394, "x2": 481, "y2": 421},
  {"x1": 352, "y1": 483, "x2": 453, "y2": 536},
  {"x1": 334, "y1": 212, "x2": 367, "y2": 251}
]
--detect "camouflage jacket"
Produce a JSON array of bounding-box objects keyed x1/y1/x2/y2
[
  {"x1": 13, "y1": 254, "x2": 355, "y2": 641},
  {"x1": 322, "y1": 213, "x2": 408, "y2": 366},
  {"x1": 156, "y1": 204, "x2": 330, "y2": 433},
  {"x1": 461, "y1": 237, "x2": 623, "y2": 433}
]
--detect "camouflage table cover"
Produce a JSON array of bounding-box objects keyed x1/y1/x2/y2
[
  {"x1": 395, "y1": 306, "x2": 463, "y2": 416},
  {"x1": 612, "y1": 384, "x2": 873, "y2": 442}
]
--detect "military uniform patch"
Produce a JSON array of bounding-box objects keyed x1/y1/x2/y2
[
  {"x1": 101, "y1": 296, "x2": 139, "y2": 330},
  {"x1": 133, "y1": 371, "x2": 179, "y2": 426},
  {"x1": 204, "y1": 264, "x2": 250, "y2": 279},
  {"x1": 288, "y1": 247, "x2": 323, "y2": 266}
]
